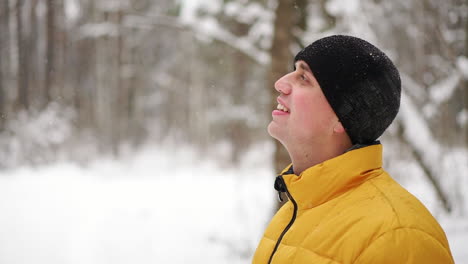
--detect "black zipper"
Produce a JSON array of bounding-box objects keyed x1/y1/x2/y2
[{"x1": 267, "y1": 175, "x2": 298, "y2": 264}]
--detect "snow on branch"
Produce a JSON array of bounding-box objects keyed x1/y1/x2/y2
[
  {"x1": 79, "y1": 23, "x2": 119, "y2": 39},
  {"x1": 399, "y1": 91, "x2": 441, "y2": 168},
  {"x1": 429, "y1": 71, "x2": 461, "y2": 105},
  {"x1": 400, "y1": 73, "x2": 427, "y2": 100},
  {"x1": 123, "y1": 14, "x2": 270, "y2": 66},
  {"x1": 190, "y1": 17, "x2": 270, "y2": 66},
  {"x1": 398, "y1": 81, "x2": 453, "y2": 212},
  {"x1": 456, "y1": 56, "x2": 468, "y2": 79}
]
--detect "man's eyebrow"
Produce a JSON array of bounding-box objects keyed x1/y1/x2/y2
[{"x1": 297, "y1": 61, "x2": 312, "y2": 73}]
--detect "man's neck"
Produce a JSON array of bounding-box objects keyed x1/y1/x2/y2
[{"x1": 289, "y1": 140, "x2": 352, "y2": 175}]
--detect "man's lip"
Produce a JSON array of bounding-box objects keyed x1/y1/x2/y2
[
  {"x1": 272, "y1": 110, "x2": 289, "y2": 116},
  {"x1": 277, "y1": 97, "x2": 289, "y2": 109}
]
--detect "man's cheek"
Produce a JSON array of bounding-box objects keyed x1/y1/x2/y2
[{"x1": 299, "y1": 97, "x2": 314, "y2": 113}]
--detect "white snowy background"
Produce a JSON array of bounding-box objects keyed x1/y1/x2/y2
[
  {"x1": 0, "y1": 142, "x2": 466, "y2": 264},
  {"x1": 0, "y1": 0, "x2": 466, "y2": 263},
  {"x1": 0, "y1": 143, "x2": 276, "y2": 264}
]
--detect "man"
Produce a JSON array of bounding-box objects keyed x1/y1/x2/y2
[{"x1": 253, "y1": 35, "x2": 454, "y2": 264}]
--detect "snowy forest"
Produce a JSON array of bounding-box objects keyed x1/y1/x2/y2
[{"x1": 0, "y1": 0, "x2": 467, "y2": 263}]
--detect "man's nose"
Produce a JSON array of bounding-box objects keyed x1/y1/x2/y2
[{"x1": 274, "y1": 74, "x2": 292, "y2": 95}]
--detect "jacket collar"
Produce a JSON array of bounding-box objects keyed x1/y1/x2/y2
[{"x1": 280, "y1": 144, "x2": 383, "y2": 210}]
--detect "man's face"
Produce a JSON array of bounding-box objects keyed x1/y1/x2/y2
[{"x1": 268, "y1": 61, "x2": 340, "y2": 150}]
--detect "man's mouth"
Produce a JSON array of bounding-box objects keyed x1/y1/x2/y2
[{"x1": 276, "y1": 103, "x2": 290, "y2": 113}]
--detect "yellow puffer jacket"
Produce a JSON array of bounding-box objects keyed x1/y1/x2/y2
[{"x1": 253, "y1": 144, "x2": 454, "y2": 264}]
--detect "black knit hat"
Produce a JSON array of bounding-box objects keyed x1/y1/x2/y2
[{"x1": 294, "y1": 35, "x2": 401, "y2": 144}]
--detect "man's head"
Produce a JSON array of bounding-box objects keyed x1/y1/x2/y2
[
  {"x1": 268, "y1": 60, "x2": 347, "y2": 156},
  {"x1": 268, "y1": 35, "x2": 401, "y2": 165},
  {"x1": 293, "y1": 35, "x2": 401, "y2": 144}
]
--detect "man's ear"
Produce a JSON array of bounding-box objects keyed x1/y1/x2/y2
[{"x1": 333, "y1": 121, "x2": 346, "y2": 134}]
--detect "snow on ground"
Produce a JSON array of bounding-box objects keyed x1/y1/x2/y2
[
  {"x1": 0, "y1": 143, "x2": 466, "y2": 264},
  {"x1": 0, "y1": 144, "x2": 275, "y2": 264}
]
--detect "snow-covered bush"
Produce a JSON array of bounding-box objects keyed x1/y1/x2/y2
[{"x1": 0, "y1": 103, "x2": 75, "y2": 168}]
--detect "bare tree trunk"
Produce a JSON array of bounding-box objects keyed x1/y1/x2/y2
[
  {"x1": 0, "y1": 3, "x2": 5, "y2": 130},
  {"x1": 0, "y1": 69, "x2": 3, "y2": 131},
  {"x1": 45, "y1": 0, "x2": 55, "y2": 105},
  {"x1": 269, "y1": 0, "x2": 297, "y2": 175},
  {"x1": 0, "y1": 49, "x2": 3, "y2": 130},
  {"x1": 94, "y1": 10, "x2": 118, "y2": 154},
  {"x1": 128, "y1": 32, "x2": 138, "y2": 146},
  {"x1": 108, "y1": 10, "x2": 121, "y2": 155},
  {"x1": 28, "y1": 0, "x2": 39, "y2": 108},
  {"x1": 269, "y1": 0, "x2": 297, "y2": 209},
  {"x1": 16, "y1": 0, "x2": 28, "y2": 110},
  {"x1": 56, "y1": 0, "x2": 67, "y2": 104},
  {"x1": 116, "y1": 8, "x2": 125, "y2": 153},
  {"x1": 230, "y1": 31, "x2": 250, "y2": 164},
  {"x1": 464, "y1": 5, "x2": 468, "y2": 147},
  {"x1": 74, "y1": 1, "x2": 97, "y2": 130},
  {"x1": 293, "y1": 0, "x2": 308, "y2": 47},
  {"x1": 1, "y1": 0, "x2": 10, "y2": 119}
]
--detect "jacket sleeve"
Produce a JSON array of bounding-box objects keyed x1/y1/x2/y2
[{"x1": 353, "y1": 228, "x2": 454, "y2": 264}]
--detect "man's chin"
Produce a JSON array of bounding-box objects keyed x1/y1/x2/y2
[{"x1": 267, "y1": 122, "x2": 282, "y2": 141}]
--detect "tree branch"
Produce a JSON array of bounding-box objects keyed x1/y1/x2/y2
[{"x1": 396, "y1": 119, "x2": 452, "y2": 212}]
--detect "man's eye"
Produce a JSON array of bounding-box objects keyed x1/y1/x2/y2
[{"x1": 300, "y1": 75, "x2": 307, "y2": 81}]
